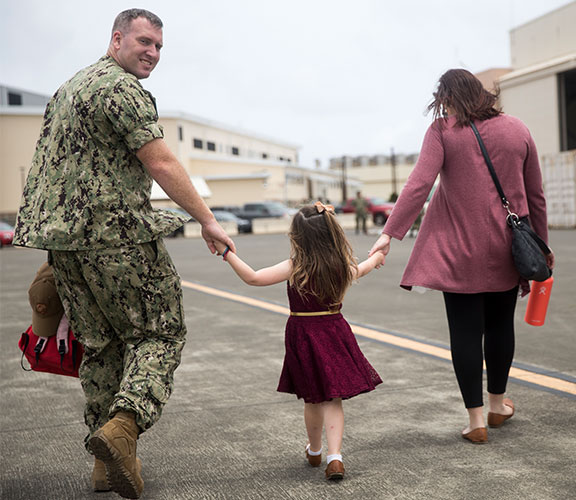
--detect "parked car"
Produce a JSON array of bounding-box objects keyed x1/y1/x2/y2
[
  {"x1": 210, "y1": 205, "x2": 242, "y2": 216},
  {"x1": 340, "y1": 197, "x2": 395, "y2": 225},
  {"x1": 0, "y1": 221, "x2": 14, "y2": 248},
  {"x1": 237, "y1": 202, "x2": 292, "y2": 220},
  {"x1": 212, "y1": 210, "x2": 251, "y2": 233}
]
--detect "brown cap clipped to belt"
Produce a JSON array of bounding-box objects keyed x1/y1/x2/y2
[{"x1": 28, "y1": 262, "x2": 64, "y2": 337}]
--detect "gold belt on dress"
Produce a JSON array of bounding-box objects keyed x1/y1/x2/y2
[{"x1": 290, "y1": 310, "x2": 340, "y2": 316}]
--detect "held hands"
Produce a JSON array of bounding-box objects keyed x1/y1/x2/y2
[
  {"x1": 201, "y1": 219, "x2": 236, "y2": 255},
  {"x1": 214, "y1": 240, "x2": 227, "y2": 255},
  {"x1": 373, "y1": 251, "x2": 386, "y2": 269},
  {"x1": 369, "y1": 232, "x2": 391, "y2": 257}
]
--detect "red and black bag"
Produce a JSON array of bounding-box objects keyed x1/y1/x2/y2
[{"x1": 18, "y1": 325, "x2": 83, "y2": 378}]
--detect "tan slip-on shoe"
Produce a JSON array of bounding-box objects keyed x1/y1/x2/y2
[
  {"x1": 325, "y1": 460, "x2": 345, "y2": 480},
  {"x1": 88, "y1": 412, "x2": 143, "y2": 499},
  {"x1": 462, "y1": 427, "x2": 488, "y2": 444},
  {"x1": 305, "y1": 444, "x2": 322, "y2": 467},
  {"x1": 488, "y1": 399, "x2": 515, "y2": 428}
]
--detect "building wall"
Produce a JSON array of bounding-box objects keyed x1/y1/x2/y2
[
  {"x1": 0, "y1": 110, "x2": 44, "y2": 218},
  {"x1": 499, "y1": 74, "x2": 560, "y2": 155},
  {"x1": 327, "y1": 161, "x2": 417, "y2": 202},
  {"x1": 510, "y1": 1, "x2": 576, "y2": 69},
  {"x1": 159, "y1": 114, "x2": 299, "y2": 168},
  {"x1": 498, "y1": 2, "x2": 576, "y2": 157},
  {"x1": 0, "y1": 99, "x2": 351, "y2": 219},
  {"x1": 0, "y1": 85, "x2": 51, "y2": 107},
  {"x1": 350, "y1": 163, "x2": 415, "y2": 200},
  {"x1": 205, "y1": 178, "x2": 269, "y2": 207},
  {"x1": 497, "y1": 2, "x2": 576, "y2": 227}
]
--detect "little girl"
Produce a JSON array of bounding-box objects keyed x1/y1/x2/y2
[{"x1": 214, "y1": 202, "x2": 384, "y2": 480}]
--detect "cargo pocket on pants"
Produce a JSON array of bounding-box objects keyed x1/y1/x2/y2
[{"x1": 140, "y1": 273, "x2": 185, "y2": 340}]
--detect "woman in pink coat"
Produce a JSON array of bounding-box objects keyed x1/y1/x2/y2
[{"x1": 369, "y1": 69, "x2": 555, "y2": 443}]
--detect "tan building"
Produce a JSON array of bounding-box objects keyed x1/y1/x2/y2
[
  {"x1": 498, "y1": 1, "x2": 576, "y2": 156},
  {"x1": 0, "y1": 89, "x2": 354, "y2": 221},
  {"x1": 329, "y1": 154, "x2": 418, "y2": 202},
  {"x1": 495, "y1": 1, "x2": 576, "y2": 227},
  {"x1": 0, "y1": 106, "x2": 44, "y2": 222}
]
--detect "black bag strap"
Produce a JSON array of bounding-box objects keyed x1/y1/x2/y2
[
  {"x1": 34, "y1": 337, "x2": 47, "y2": 363},
  {"x1": 470, "y1": 121, "x2": 509, "y2": 207},
  {"x1": 471, "y1": 122, "x2": 551, "y2": 256},
  {"x1": 20, "y1": 333, "x2": 33, "y2": 371},
  {"x1": 517, "y1": 219, "x2": 552, "y2": 255},
  {"x1": 57, "y1": 330, "x2": 80, "y2": 373}
]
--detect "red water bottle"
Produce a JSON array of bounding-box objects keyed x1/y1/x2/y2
[{"x1": 524, "y1": 276, "x2": 554, "y2": 326}]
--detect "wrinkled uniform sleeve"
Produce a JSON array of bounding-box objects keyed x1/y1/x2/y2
[
  {"x1": 383, "y1": 121, "x2": 444, "y2": 240},
  {"x1": 103, "y1": 80, "x2": 163, "y2": 152}
]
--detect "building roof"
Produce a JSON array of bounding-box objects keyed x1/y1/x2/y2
[
  {"x1": 160, "y1": 110, "x2": 300, "y2": 150},
  {"x1": 152, "y1": 176, "x2": 212, "y2": 199}
]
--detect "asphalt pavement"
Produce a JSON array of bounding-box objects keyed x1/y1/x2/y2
[{"x1": 1, "y1": 229, "x2": 575, "y2": 500}]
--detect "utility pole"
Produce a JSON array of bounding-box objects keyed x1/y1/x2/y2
[
  {"x1": 390, "y1": 148, "x2": 398, "y2": 201},
  {"x1": 341, "y1": 156, "x2": 348, "y2": 203}
]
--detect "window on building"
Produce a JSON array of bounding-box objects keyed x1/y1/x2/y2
[
  {"x1": 559, "y1": 69, "x2": 576, "y2": 151},
  {"x1": 178, "y1": 126, "x2": 183, "y2": 142},
  {"x1": 193, "y1": 138, "x2": 204, "y2": 149},
  {"x1": 8, "y1": 92, "x2": 22, "y2": 105},
  {"x1": 232, "y1": 146, "x2": 239, "y2": 156},
  {"x1": 207, "y1": 141, "x2": 216, "y2": 151},
  {"x1": 262, "y1": 153, "x2": 268, "y2": 159}
]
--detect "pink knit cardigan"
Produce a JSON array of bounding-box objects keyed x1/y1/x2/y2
[{"x1": 383, "y1": 114, "x2": 548, "y2": 294}]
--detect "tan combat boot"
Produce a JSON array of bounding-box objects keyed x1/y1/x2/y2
[
  {"x1": 88, "y1": 411, "x2": 144, "y2": 499},
  {"x1": 91, "y1": 458, "x2": 111, "y2": 492}
]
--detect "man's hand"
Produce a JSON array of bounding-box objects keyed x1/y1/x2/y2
[
  {"x1": 213, "y1": 239, "x2": 227, "y2": 255},
  {"x1": 201, "y1": 219, "x2": 236, "y2": 255}
]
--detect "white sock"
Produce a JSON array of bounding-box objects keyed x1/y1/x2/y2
[
  {"x1": 306, "y1": 444, "x2": 322, "y2": 455},
  {"x1": 327, "y1": 454, "x2": 342, "y2": 464}
]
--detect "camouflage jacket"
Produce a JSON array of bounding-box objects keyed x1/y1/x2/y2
[
  {"x1": 351, "y1": 197, "x2": 369, "y2": 216},
  {"x1": 14, "y1": 55, "x2": 187, "y2": 250}
]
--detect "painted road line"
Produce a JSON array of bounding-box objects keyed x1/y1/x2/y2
[{"x1": 181, "y1": 280, "x2": 576, "y2": 397}]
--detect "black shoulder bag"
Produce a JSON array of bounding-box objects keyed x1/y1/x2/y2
[{"x1": 470, "y1": 122, "x2": 552, "y2": 282}]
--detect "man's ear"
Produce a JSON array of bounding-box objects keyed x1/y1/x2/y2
[{"x1": 111, "y1": 30, "x2": 122, "y2": 49}]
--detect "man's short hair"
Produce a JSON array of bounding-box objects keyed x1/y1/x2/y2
[{"x1": 111, "y1": 9, "x2": 163, "y2": 36}]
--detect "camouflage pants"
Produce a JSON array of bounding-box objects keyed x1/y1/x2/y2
[{"x1": 50, "y1": 240, "x2": 186, "y2": 441}]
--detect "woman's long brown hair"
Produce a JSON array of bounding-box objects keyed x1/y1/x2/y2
[
  {"x1": 289, "y1": 205, "x2": 357, "y2": 307},
  {"x1": 428, "y1": 68, "x2": 502, "y2": 126}
]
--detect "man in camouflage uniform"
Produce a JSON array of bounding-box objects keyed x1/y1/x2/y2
[
  {"x1": 14, "y1": 9, "x2": 235, "y2": 499},
  {"x1": 352, "y1": 191, "x2": 369, "y2": 234}
]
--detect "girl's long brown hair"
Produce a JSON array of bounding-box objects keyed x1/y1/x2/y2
[
  {"x1": 428, "y1": 68, "x2": 502, "y2": 126},
  {"x1": 288, "y1": 205, "x2": 357, "y2": 307}
]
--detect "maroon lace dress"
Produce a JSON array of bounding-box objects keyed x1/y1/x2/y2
[{"x1": 277, "y1": 283, "x2": 382, "y2": 403}]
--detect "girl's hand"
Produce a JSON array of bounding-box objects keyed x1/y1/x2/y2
[{"x1": 374, "y1": 251, "x2": 386, "y2": 269}]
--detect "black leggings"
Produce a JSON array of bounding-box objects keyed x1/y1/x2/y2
[{"x1": 443, "y1": 287, "x2": 518, "y2": 408}]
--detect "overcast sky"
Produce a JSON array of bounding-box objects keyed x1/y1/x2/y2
[{"x1": 2, "y1": 0, "x2": 573, "y2": 167}]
